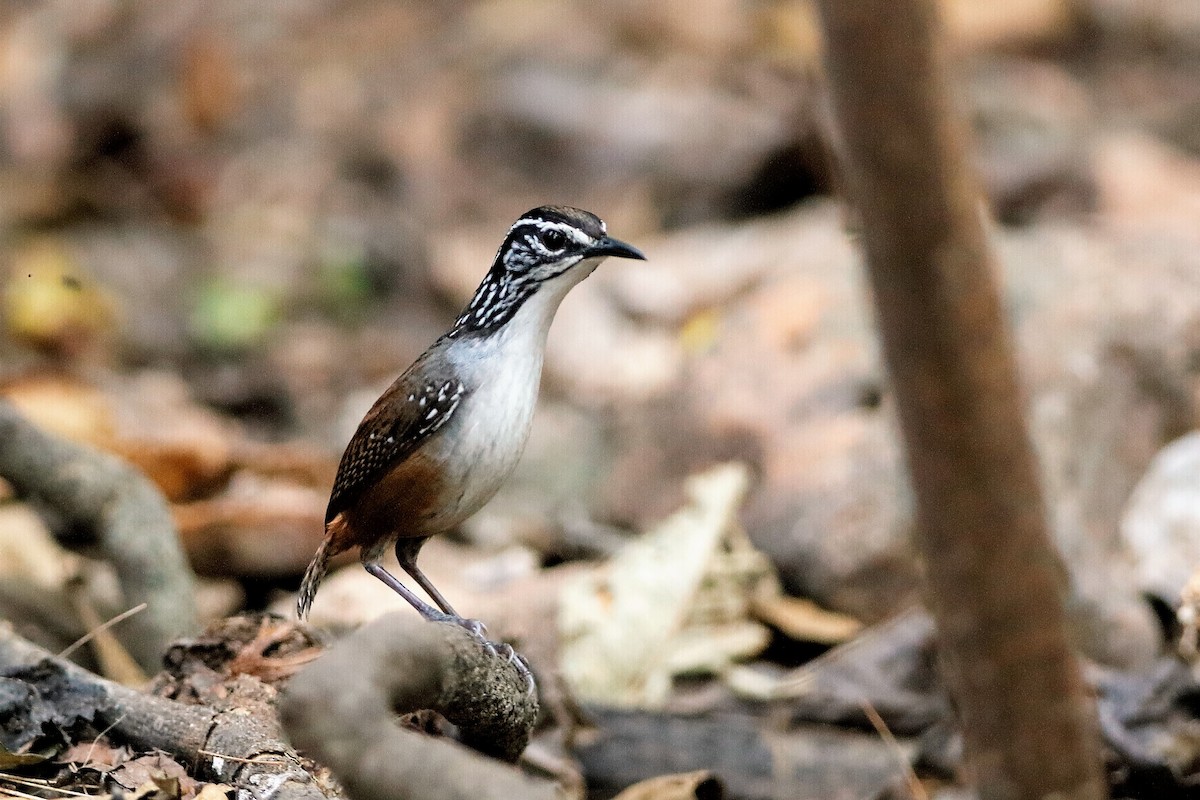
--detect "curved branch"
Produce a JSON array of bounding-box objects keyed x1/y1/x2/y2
[
  {"x1": 0, "y1": 400, "x2": 197, "y2": 670},
  {"x1": 280, "y1": 614, "x2": 556, "y2": 800}
]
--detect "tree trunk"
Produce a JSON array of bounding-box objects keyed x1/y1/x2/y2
[{"x1": 812, "y1": 2, "x2": 1107, "y2": 799}]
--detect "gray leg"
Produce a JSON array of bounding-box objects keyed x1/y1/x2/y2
[
  {"x1": 389, "y1": 540, "x2": 536, "y2": 695},
  {"x1": 395, "y1": 538, "x2": 493, "y2": 638},
  {"x1": 394, "y1": 537, "x2": 461, "y2": 619},
  {"x1": 362, "y1": 556, "x2": 452, "y2": 623}
]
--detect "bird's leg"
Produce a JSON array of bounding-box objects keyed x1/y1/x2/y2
[
  {"x1": 394, "y1": 537, "x2": 463, "y2": 619},
  {"x1": 394, "y1": 538, "x2": 537, "y2": 695},
  {"x1": 393, "y1": 538, "x2": 485, "y2": 637},
  {"x1": 362, "y1": 555, "x2": 454, "y2": 624}
]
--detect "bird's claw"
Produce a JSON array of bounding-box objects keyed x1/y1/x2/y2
[
  {"x1": 440, "y1": 616, "x2": 537, "y2": 696},
  {"x1": 489, "y1": 643, "x2": 536, "y2": 695},
  {"x1": 455, "y1": 617, "x2": 489, "y2": 638},
  {"x1": 510, "y1": 651, "x2": 537, "y2": 696}
]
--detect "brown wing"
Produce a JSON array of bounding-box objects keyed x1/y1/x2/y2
[{"x1": 325, "y1": 359, "x2": 466, "y2": 525}]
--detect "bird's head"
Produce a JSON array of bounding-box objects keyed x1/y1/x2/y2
[
  {"x1": 496, "y1": 205, "x2": 645, "y2": 283},
  {"x1": 452, "y1": 206, "x2": 645, "y2": 335}
]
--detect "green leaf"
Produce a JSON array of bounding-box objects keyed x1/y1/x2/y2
[{"x1": 0, "y1": 743, "x2": 48, "y2": 769}]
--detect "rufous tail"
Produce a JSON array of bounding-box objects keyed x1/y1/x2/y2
[{"x1": 297, "y1": 536, "x2": 334, "y2": 620}]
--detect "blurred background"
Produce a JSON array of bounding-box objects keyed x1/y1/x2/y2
[{"x1": 3, "y1": 0, "x2": 1200, "y2": 794}]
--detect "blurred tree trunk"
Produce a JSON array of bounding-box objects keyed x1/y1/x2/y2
[{"x1": 813, "y1": 3, "x2": 1107, "y2": 800}]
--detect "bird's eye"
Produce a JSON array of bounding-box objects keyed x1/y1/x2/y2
[{"x1": 541, "y1": 229, "x2": 566, "y2": 251}]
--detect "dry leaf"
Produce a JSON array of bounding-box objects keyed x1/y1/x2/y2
[
  {"x1": 0, "y1": 373, "x2": 115, "y2": 445},
  {"x1": 192, "y1": 783, "x2": 234, "y2": 800},
  {"x1": 0, "y1": 744, "x2": 47, "y2": 769},
  {"x1": 173, "y1": 471, "x2": 326, "y2": 577},
  {"x1": 3, "y1": 239, "x2": 117, "y2": 358},
  {"x1": 0, "y1": 505, "x2": 72, "y2": 589},
  {"x1": 751, "y1": 594, "x2": 862, "y2": 645},
  {"x1": 57, "y1": 739, "x2": 130, "y2": 769},
  {"x1": 612, "y1": 770, "x2": 724, "y2": 800},
  {"x1": 111, "y1": 753, "x2": 195, "y2": 799},
  {"x1": 127, "y1": 778, "x2": 178, "y2": 800},
  {"x1": 559, "y1": 463, "x2": 776, "y2": 707},
  {"x1": 226, "y1": 617, "x2": 322, "y2": 683}
]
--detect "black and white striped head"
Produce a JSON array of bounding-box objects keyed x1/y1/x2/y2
[{"x1": 450, "y1": 206, "x2": 645, "y2": 336}]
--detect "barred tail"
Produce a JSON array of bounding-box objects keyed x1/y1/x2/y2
[{"x1": 297, "y1": 536, "x2": 335, "y2": 620}]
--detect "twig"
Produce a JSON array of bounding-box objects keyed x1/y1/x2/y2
[
  {"x1": 76, "y1": 712, "x2": 128, "y2": 774},
  {"x1": 58, "y1": 603, "x2": 148, "y2": 661},
  {"x1": 0, "y1": 401, "x2": 197, "y2": 670},
  {"x1": 0, "y1": 775, "x2": 92, "y2": 798},
  {"x1": 0, "y1": 785, "x2": 52, "y2": 800},
  {"x1": 859, "y1": 699, "x2": 926, "y2": 800},
  {"x1": 280, "y1": 613, "x2": 556, "y2": 800}
]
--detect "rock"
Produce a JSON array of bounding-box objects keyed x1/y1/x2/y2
[
  {"x1": 599, "y1": 202, "x2": 913, "y2": 622},
  {"x1": 943, "y1": 0, "x2": 1076, "y2": 51},
  {"x1": 1079, "y1": 0, "x2": 1200, "y2": 52},
  {"x1": 1121, "y1": 431, "x2": 1200, "y2": 605},
  {"x1": 969, "y1": 57, "x2": 1096, "y2": 224},
  {"x1": 596, "y1": 203, "x2": 1200, "y2": 665},
  {"x1": 1093, "y1": 132, "x2": 1200, "y2": 239}
]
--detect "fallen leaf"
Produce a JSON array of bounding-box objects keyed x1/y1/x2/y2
[
  {"x1": 0, "y1": 373, "x2": 115, "y2": 446},
  {"x1": 612, "y1": 770, "x2": 724, "y2": 800},
  {"x1": 111, "y1": 753, "x2": 195, "y2": 799},
  {"x1": 192, "y1": 783, "x2": 234, "y2": 800},
  {"x1": 57, "y1": 738, "x2": 129, "y2": 769},
  {"x1": 3, "y1": 239, "x2": 117, "y2": 358},
  {"x1": 226, "y1": 617, "x2": 322, "y2": 683},
  {"x1": 751, "y1": 594, "x2": 862, "y2": 645},
  {"x1": 560, "y1": 463, "x2": 776, "y2": 707},
  {"x1": 127, "y1": 778, "x2": 179, "y2": 800},
  {"x1": 0, "y1": 743, "x2": 47, "y2": 769}
]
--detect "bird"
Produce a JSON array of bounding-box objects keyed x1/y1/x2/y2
[{"x1": 296, "y1": 206, "x2": 645, "y2": 643}]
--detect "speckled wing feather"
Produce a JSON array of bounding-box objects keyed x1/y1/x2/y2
[{"x1": 325, "y1": 356, "x2": 466, "y2": 525}]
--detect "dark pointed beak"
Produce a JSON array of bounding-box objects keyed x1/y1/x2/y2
[{"x1": 588, "y1": 236, "x2": 646, "y2": 261}]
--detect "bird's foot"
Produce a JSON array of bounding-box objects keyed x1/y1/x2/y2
[
  {"x1": 416, "y1": 607, "x2": 479, "y2": 630},
  {"x1": 504, "y1": 647, "x2": 538, "y2": 697},
  {"x1": 432, "y1": 614, "x2": 537, "y2": 696},
  {"x1": 489, "y1": 641, "x2": 537, "y2": 696},
  {"x1": 454, "y1": 616, "x2": 488, "y2": 639}
]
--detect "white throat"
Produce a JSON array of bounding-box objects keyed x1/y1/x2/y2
[{"x1": 435, "y1": 256, "x2": 603, "y2": 524}]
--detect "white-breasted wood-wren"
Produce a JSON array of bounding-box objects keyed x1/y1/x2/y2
[{"x1": 297, "y1": 206, "x2": 645, "y2": 639}]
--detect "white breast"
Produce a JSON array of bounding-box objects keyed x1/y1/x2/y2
[
  {"x1": 439, "y1": 335, "x2": 543, "y2": 522},
  {"x1": 431, "y1": 268, "x2": 591, "y2": 527},
  {"x1": 427, "y1": 257, "x2": 602, "y2": 528}
]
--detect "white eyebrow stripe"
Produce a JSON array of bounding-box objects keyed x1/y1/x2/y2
[{"x1": 523, "y1": 219, "x2": 593, "y2": 246}]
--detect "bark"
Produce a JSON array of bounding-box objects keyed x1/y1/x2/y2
[
  {"x1": 0, "y1": 400, "x2": 198, "y2": 670},
  {"x1": 812, "y1": 3, "x2": 1107, "y2": 800},
  {"x1": 280, "y1": 613, "x2": 556, "y2": 800}
]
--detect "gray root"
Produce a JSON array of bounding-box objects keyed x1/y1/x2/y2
[
  {"x1": 0, "y1": 623, "x2": 333, "y2": 800},
  {"x1": 280, "y1": 613, "x2": 559, "y2": 800},
  {"x1": 0, "y1": 400, "x2": 197, "y2": 670}
]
